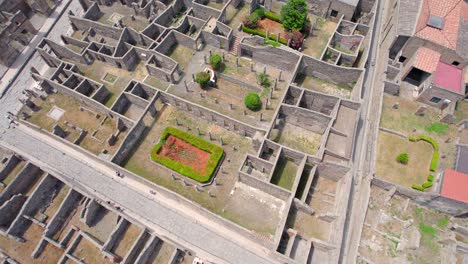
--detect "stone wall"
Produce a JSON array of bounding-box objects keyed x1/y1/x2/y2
[
  {"x1": 39, "y1": 39, "x2": 89, "y2": 65},
  {"x1": 83, "y1": 199, "x2": 102, "y2": 226},
  {"x1": 44, "y1": 189, "x2": 82, "y2": 239},
  {"x1": 300, "y1": 55, "x2": 363, "y2": 87},
  {"x1": 279, "y1": 105, "x2": 332, "y2": 134},
  {"x1": 238, "y1": 172, "x2": 290, "y2": 201},
  {"x1": 372, "y1": 177, "x2": 468, "y2": 215},
  {"x1": 417, "y1": 86, "x2": 464, "y2": 109},
  {"x1": 329, "y1": 1, "x2": 356, "y2": 21},
  {"x1": 7, "y1": 175, "x2": 61, "y2": 237},
  {"x1": 191, "y1": 2, "x2": 221, "y2": 20},
  {"x1": 0, "y1": 194, "x2": 27, "y2": 228},
  {"x1": 123, "y1": 230, "x2": 150, "y2": 264},
  {"x1": 0, "y1": 163, "x2": 42, "y2": 206},
  {"x1": 383, "y1": 80, "x2": 399, "y2": 95},
  {"x1": 134, "y1": 236, "x2": 161, "y2": 263},
  {"x1": 239, "y1": 36, "x2": 301, "y2": 71},
  {"x1": 0, "y1": 155, "x2": 21, "y2": 182},
  {"x1": 69, "y1": 16, "x2": 124, "y2": 40},
  {"x1": 103, "y1": 218, "x2": 129, "y2": 252},
  {"x1": 160, "y1": 92, "x2": 265, "y2": 138}
]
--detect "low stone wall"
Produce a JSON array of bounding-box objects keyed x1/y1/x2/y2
[
  {"x1": 134, "y1": 236, "x2": 160, "y2": 263},
  {"x1": 103, "y1": 218, "x2": 129, "y2": 252},
  {"x1": 372, "y1": 177, "x2": 468, "y2": 215},
  {"x1": 83, "y1": 199, "x2": 102, "y2": 226}
]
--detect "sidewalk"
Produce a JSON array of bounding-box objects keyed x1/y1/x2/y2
[{"x1": 0, "y1": 0, "x2": 74, "y2": 97}]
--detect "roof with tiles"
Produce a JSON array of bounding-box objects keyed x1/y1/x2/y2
[
  {"x1": 415, "y1": 0, "x2": 466, "y2": 50},
  {"x1": 413, "y1": 46, "x2": 441, "y2": 73},
  {"x1": 441, "y1": 169, "x2": 468, "y2": 203}
]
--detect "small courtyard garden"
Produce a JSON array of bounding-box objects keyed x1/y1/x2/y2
[{"x1": 151, "y1": 127, "x2": 224, "y2": 183}]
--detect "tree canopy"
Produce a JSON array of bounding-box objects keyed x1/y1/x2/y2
[{"x1": 281, "y1": 0, "x2": 308, "y2": 30}]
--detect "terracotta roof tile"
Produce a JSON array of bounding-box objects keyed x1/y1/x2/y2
[
  {"x1": 413, "y1": 47, "x2": 441, "y2": 73},
  {"x1": 415, "y1": 0, "x2": 464, "y2": 50},
  {"x1": 441, "y1": 169, "x2": 468, "y2": 203}
]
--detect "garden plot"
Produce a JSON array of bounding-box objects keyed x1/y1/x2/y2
[
  {"x1": 0, "y1": 223, "x2": 64, "y2": 264},
  {"x1": 358, "y1": 186, "x2": 466, "y2": 264},
  {"x1": 222, "y1": 181, "x2": 285, "y2": 235},
  {"x1": 294, "y1": 74, "x2": 352, "y2": 99},
  {"x1": 270, "y1": 157, "x2": 298, "y2": 191},
  {"x1": 376, "y1": 131, "x2": 433, "y2": 188},
  {"x1": 24, "y1": 92, "x2": 128, "y2": 156},
  {"x1": 380, "y1": 95, "x2": 468, "y2": 170}
]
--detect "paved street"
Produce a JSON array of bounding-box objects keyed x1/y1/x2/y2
[{"x1": 339, "y1": 0, "x2": 386, "y2": 262}]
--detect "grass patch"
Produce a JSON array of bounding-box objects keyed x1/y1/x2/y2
[
  {"x1": 270, "y1": 158, "x2": 297, "y2": 190},
  {"x1": 436, "y1": 216, "x2": 449, "y2": 228},
  {"x1": 150, "y1": 127, "x2": 223, "y2": 183},
  {"x1": 425, "y1": 122, "x2": 449, "y2": 135}
]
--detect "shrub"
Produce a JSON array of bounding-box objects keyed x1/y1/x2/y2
[
  {"x1": 285, "y1": 30, "x2": 304, "y2": 49},
  {"x1": 195, "y1": 71, "x2": 210, "y2": 88},
  {"x1": 209, "y1": 54, "x2": 222, "y2": 70},
  {"x1": 150, "y1": 127, "x2": 224, "y2": 183},
  {"x1": 257, "y1": 73, "x2": 271, "y2": 88},
  {"x1": 281, "y1": 0, "x2": 308, "y2": 30},
  {"x1": 411, "y1": 184, "x2": 424, "y2": 191},
  {"x1": 265, "y1": 10, "x2": 281, "y2": 22},
  {"x1": 427, "y1": 174, "x2": 434, "y2": 182},
  {"x1": 244, "y1": 93, "x2": 261, "y2": 111},
  {"x1": 243, "y1": 12, "x2": 260, "y2": 29},
  {"x1": 253, "y1": 8, "x2": 265, "y2": 18},
  {"x1": 422, "y1": 181, "x2": 433, "y2": 189},
  {"x1": 396, "y1": 153, "x2": 409, "y2": 164}
]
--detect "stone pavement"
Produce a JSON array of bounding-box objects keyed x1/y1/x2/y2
[{"x1": 0, "y1": 0, "x2": 76, "y2": 97}]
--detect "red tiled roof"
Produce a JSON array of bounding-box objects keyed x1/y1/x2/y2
[
  {"x1": 415, "y1": 0, "x2": 464, "y2": 50},
  {"x1": 433, "y1": 61, "x2": 462, "y2": 93},
  {"x1": 413, "y1": 47, "x2": 441, "y2": 73},
  {"x1": 441, "y1": 169, "x2": 468, "y2": 203}
]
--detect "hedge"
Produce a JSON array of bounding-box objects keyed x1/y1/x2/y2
[
  {"x1": 422, "y1": 181, "x2": 433, "y2": 189},
  {"x1": 242, "y1": 26, "x2": 288, "y2": 45},
  {"x1": 253, "y1": 8, "x2": 281, "y2": 23},
  {"x1": 150, "y1": 127, "x2": 223, "y2": 183},
  {"x1": 411, "y1": 184, "x2": 424, "y2": 191},
  {"x1": 427, "y1": 174, "x2": 434, "y2": 182},
  {"x1": 408, "y1": 135, "x2": 439, "y2": 172}
]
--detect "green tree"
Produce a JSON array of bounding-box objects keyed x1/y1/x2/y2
[
  {"x1": 210, "y1": 54, "x2": 222, "y2": 70},
  {"x1": 244, "y1": 93, "x2": 261, "y2": 111},
  {"x1": 281, "y1": 0, "x2": 308, "y2": 30},
  {"x1": 195, "y1": 71, "x2": 211, "y2": 88}
]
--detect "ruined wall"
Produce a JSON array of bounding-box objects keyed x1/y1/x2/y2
[
  {"x1": 160, "y1": 92, "x2": 265, "y2": 137},
  {"x1": 372, "y1": 177, "x2": 468, "y2": 215},
  {"x1": 0, "y1": 194, "x2": 27, "y2": 227},
  {"x1": 239, "y1": 37, "x2": 301, "y2": 71},
  {"x1": 0, "y1": 163, "x2": 42, "y2": 206},
  {"x1": 417, "y1": 86, "x2": 464, "y2": 109},
  {"x1": 238, "y1": 172, "x2": 290, "y2": 201},
  {"x1": 300, "y1": 55, "x2": 363, "y2": 87},
  {"x1": 69, "y1": 16, "x2": 124, "y2": 40},
  {"x1": 280, "y1": 105, "x2": 331, "y2": 134},
  {"x1": 191, "y1": 2, "x2": 221, "y2": 20},
  {"x1": 44, "y1": 189, "x2": 82, "y2": 238},
  {"x1": 0, "y1": 155, "x2": 21, "y2": 182}
]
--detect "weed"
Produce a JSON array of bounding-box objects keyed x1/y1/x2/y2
[
  {"x1": 436, "y1": 216, "x2": 449, "y2": 228},
  {"x1": 425, "y1": 122, "x2": 449, "y2": 135}
]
